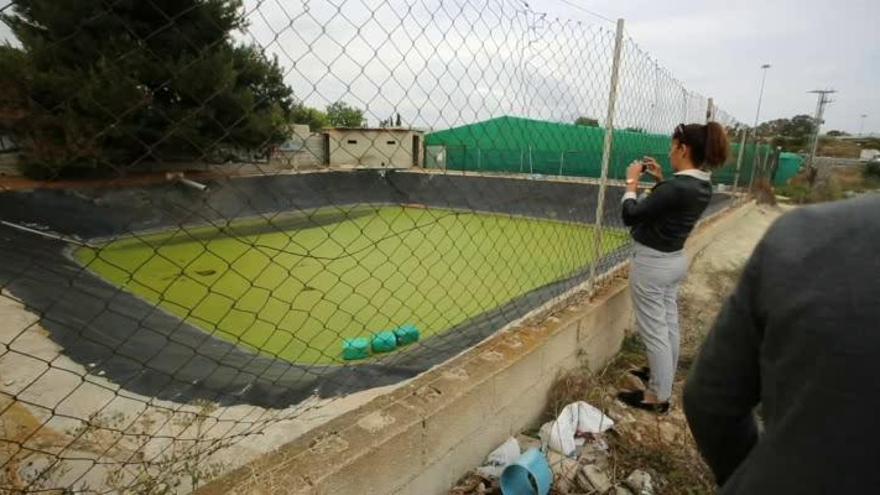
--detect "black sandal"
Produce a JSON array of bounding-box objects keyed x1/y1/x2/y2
[
  {"x1": 616, "y1": 390, "x2": 670, "y2": 414},
  {"x1": 629, "y1": 366, "x2": 650, "y2": 383}
]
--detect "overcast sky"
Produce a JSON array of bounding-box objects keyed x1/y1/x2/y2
[
  {"x1": 2, "y1": 0, "x2": 876, "y2": 133},
  {"x1": 539, "y1": 0, "x2": 879, "y2": 134},
  {"x1": 233, "y1": 0, "x2": 741, "y2": 131},
  {"x1": 236, "y1": 0, "x2": 879, "y2": 133}
]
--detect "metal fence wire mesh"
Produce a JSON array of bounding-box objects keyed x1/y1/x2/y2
[{"x1": 0, "y1": 0, "x2": 771, "y2": 492}]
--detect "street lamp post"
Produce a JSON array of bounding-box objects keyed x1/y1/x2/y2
[
  {"x1": 747, "y1": 64, "x2": 771, "y2": 192},
  {"x1": 753, "y1": 64, "x2": 772, "y2": 131}
]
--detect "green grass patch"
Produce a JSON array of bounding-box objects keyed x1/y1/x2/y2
[{"x1": 75, "y1": 206, "x2": 628, "y2": 364}]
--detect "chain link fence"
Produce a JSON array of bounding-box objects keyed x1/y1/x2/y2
[{"x1": 0, "y1": 0, "x2": 770, "y2": 492}]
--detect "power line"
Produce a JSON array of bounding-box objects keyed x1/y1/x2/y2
[{"x1": 544, "y1": 0, "x2": 617, "y2": 24}]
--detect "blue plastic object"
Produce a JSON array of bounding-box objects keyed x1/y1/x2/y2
[
  {"x1": 371, "y1": 331, "x2": 398, "y2": 353},
  {"x1": 500, "y1": 448, "x2": 552, "y2": 495},
  {"x1": 342, "y1": 338, "x2": 370, "y2": 361},
  {"x1": 394, "y1": 324, "x2": 420, "y2": 345}
]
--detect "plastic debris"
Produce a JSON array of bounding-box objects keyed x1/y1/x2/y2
[
  {"x1": 476, "y1": 437, "x2": 521, "y2": 478},
  {"x1": 539, "y1": 401, "x2": 614, "y2": 456},
  {"x1": 342, "y1": 338, "x2": 370, "y2": 360},
  {"x1": 394, "y1": 324, "x2": 420, "y2": 345},
  {"x1": 371, "y1": 331, "x2": 398, "y2": 353}
]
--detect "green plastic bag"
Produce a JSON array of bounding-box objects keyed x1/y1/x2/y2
[
  {"x1": 371, "y1": 331, "x2": 398, "y2": 353},
  {"x1": 342, "y1": 338, "x2": 370, "y2": 360},
  {"x1": 394, "y1": 324, "x2": 420, "y2": 345}
]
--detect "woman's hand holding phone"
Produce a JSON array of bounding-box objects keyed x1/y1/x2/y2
[
  {"x1": 642, "y1": 156, "x2": 663, "y2": 182},
  {"x1": 626, "y1": 161, "x2": 644, "y2": 183}
]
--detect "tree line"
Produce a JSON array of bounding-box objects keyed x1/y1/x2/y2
[{"x1": 0, "y1": 0, "x2": 367, "y2": 179}]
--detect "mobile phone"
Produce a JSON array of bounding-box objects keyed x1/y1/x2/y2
[{"x1": 640, "y1": 161, "x2": 647, "y2": 173}]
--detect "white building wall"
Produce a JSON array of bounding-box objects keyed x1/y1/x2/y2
[{"x1": 326, "y1": 129, "x2": 423, "y2": 168}]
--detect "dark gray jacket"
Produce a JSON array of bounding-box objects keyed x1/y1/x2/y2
[{"x1": 684, "y1": 195, "x2": 880, "y2": 494}]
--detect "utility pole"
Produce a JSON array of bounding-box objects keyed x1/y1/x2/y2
[{"x1": 806, "y1": 89, "x2": 836, "y2": 172}]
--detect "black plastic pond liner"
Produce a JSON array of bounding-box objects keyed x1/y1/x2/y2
[{"x1": 0, "y1": 170, "x2": 731, "y2": 408}]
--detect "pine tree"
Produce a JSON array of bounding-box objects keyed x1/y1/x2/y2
[
  {"x1": 0, "y1": 0, "x2": 294, "y2": 178},
  {"x1": 326, "y1": 101, "x2": 365, "y2": 128}
]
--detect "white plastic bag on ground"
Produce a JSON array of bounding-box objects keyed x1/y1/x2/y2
[
  {"x1": 476, "y1": 436, "x2": 521, "y2": 478},
  {"x1": 539, "y1": 401, "x2": 614, "y2": 456}
]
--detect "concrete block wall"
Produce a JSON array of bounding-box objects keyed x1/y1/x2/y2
[
  {"x1": 326, "y1": 129, "x2": 422, "y2": 169},
  {"x1": 272, "y1": 133, "x2": 327, "y2": 170}
]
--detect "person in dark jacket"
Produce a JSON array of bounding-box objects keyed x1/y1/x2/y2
[
  {"x1": 616, "y1": 122, "x2": 730, "y2": 413},
  {"x1": 684, "y1": 194, "x2": 880, "y2": 494}
]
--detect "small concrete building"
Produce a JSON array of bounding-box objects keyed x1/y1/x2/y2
[{"x1": 326, "y1": 128, "x2": 424, "y2": 168}]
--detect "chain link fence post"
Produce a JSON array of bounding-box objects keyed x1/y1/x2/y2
[
  {"x1": 760, "y1": 144, "x2": 773, "y2": 187},
  {"x1": 732, "y1": 128, "x2": 747, "y2": 195},
  {"x1": 588, "y1": 18, "x2": 625, "y2": 293},
  {"x1": 746, "y1": 138, "x2": 759, "y2": 194},
  {"x1": 747, "y1": 138, "x2": 764, "y2": 194}
]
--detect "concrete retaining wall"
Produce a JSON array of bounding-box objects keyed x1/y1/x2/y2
[{"x1": 198, "y1": 201, "x2": 754, "y2": 495}]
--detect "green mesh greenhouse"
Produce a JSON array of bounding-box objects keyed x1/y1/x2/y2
[
  {"x1": 425, "y1": 116, "x2": 786, "y2": 185},
  {"x1": 774, "y1": 153, "x2": 804, "y2": 185}
]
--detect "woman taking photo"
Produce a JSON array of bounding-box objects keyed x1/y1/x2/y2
[{"x1": 616, "y1": 122, "x2": 730, "y2": 413}]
